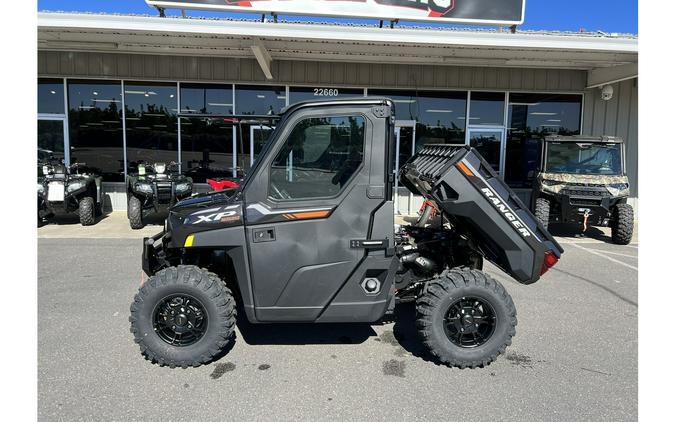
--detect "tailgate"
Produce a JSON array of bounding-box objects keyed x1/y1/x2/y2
[{"x1": 400, "y1": 145, "x2": 563, "y2": 285}]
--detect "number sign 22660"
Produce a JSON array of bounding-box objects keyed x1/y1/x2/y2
[{"x1": 314, "y1": 88, "x2": 339, "y2": 97}]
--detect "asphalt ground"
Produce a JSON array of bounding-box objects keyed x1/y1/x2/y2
[{"x1": 38, "y1": 221, "x2": 638, "y2": 421}]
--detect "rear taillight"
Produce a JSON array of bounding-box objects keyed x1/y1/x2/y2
[{"x1": 540, "y1": 250, "x2": 559, "y2": 275}]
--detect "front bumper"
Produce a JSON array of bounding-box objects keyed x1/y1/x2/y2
[{"x1": 142, "y1": 230, "x2": 167, "y2": 276}]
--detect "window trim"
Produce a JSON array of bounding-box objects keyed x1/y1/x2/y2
[{"x1": 266, "y1": 113, "x2": 368, "y2": 203}]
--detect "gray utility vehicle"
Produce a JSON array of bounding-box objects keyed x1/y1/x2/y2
[
  {"x1": 533, "y1": 135, "x2": 633, "y2": 244},
  {"x1": 126, "y1": 161, "x2": 193, "y2": 229},
  {"x1": 130, "y1": 98, "x2": 563, "y2": 369},
  {"x1": 38, "y1": 159, "x2": 102, "y2": 226}
]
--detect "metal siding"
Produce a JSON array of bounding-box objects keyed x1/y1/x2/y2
[
  {"x1": 582, "y1": 78, "x2": 638, "y2": 198},
  {"x1": 38, "y1": 51, "x2": 593, "y2": 92}
]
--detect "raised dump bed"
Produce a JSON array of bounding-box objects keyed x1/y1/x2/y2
[{"x1": 400, "y1": 144, "x2": 563, "y2": 285}]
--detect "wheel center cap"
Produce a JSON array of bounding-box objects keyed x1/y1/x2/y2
[
  {"x1": 174, "y1": 314, "x2": 188, "y2": 326},
  {"x1": 463, "y1": 315, "x2": 474, "y2": 325}
]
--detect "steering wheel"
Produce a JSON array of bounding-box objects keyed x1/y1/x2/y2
[{"x1": 271, "y1": 182, "x2": 291, "y2": 200}]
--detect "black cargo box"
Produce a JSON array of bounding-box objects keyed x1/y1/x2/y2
[{"x1": 400, "y1": 145, "x2": 563, "y2": 285}]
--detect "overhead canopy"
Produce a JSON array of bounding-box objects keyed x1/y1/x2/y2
[{"x1": 38, "y1": 12, "x2": 637, "y2": 82}]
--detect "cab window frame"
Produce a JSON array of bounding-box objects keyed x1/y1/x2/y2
[{"x1": 266, "y1": 113, "x2": 368, "y2": 203}]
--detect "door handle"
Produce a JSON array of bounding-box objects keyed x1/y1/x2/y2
[{"x1": 253, "y1": 227, "x2": 276, "y2": 243}]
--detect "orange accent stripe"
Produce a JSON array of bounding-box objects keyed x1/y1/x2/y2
[
  {"x1": 456, "y1": 161, "x2": 474, "y2": 177},
  {"x1": 290, "y1": 210, "x2": 331, "y2": 220}
]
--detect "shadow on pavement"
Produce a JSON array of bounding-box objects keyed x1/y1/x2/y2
[{"x1": 547, "y1": 223, "x2": 612, "y2": 243}]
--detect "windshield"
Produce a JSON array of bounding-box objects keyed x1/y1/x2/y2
[{"x1": 545, "y1": 142, "x2": 623, "y2": 175}]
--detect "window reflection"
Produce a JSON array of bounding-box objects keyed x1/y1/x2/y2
[
  {"x1": 369, "y1": 90, "x2": 467, "y2": 163},
  {"x1": 68, "y1": 80, "x2": 124, "y2": 181},
  {"x1": 180, "y1": 117, "x2": 236, "y2": 183},
  {"x1": 38, "y1": 120, "x2": 65, "y2": 178},
  {"x1": 505, "y1": 93, "x2": 582, "y2": 188},
  {"x1": 469, "y1": 92, "x2": 505, "y2": 126},
  {"x1": 125, "y1": 83, "x2": 178, "y2": 173},
  {"x1": 235, "y1": 85, "x2": 286, "y2": 172},
  {"x1": 180, "y1": 83, "x2": 233, "y2": 115},
  {"x1": 38, "y1": 79, "x2": 65, "y2": 114}
]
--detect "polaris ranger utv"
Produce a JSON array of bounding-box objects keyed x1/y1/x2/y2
[
  {"x1": 130, "y1": 98, "x2": 563, "y2": 369},
  {"x1": 533, "y1": 135, "x2": 633, "y2": 244},
  {"x1": 38, "y1": 159, "x2": 102, "y2": 226},
  {"x1": 126, "y1": 161, "x2": 193, "y2": 229}
]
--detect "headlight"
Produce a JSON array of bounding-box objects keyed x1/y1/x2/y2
[
  {"x1": 154, "y1": 163, "x2": 166, "y2": 174},
  {"x1": 135, "y1": 183, "x2": 153, "y2": 194},
  {"x1": 541, "y1": 179, "x2": 564, "y2": 187},
  {"x1": 67, "y1": 181, "x2": 85, "y2": 192},
  {"x1": 42, "y1": 165, "x2": 49, "y2": 176},
  {"x1": 175, "y1": 182, "x2": 192, "y2": 193},
  {"x1": 609, "y1": 183, "x2": 629, "y2": 191}
]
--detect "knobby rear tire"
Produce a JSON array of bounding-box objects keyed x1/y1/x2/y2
[{"x1": 416, "y1": 269, "x2": 517, "y2": 368}]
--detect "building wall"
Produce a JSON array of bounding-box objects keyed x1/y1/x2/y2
[
  {"x1": 38, "y1": 50, "x2": 639, "y2": 215},
  {"x1": 38, "y1": 51, "x2": 588, "y2": 92},
  {"x1": 582, "y1": 78, "x2": 639, "y2": 196}
]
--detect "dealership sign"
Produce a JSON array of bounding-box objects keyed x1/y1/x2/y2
[{"x1": 146, "y1": 0, "x2": 526, "y2": 25}]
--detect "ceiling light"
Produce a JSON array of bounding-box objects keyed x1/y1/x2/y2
[
  {"x1": 50, "y1": 90, "x2": 56, "y2": 94},
  {"x1": 530, "y1": 112, "x2": 557, "y2": 116},
  {"x1": 93, "y1": 91, "x2": 98, "y2": 96},
  {"x1": 277, "y1": 96, "x2": 287, "y2": 99},
  {"x1": 510, "y1": 102, "x2": 540, "y2": 106},
  {"x1": 426, "y1": 109, "x2": 453, "y2": 113},
  {"x1": 207, "y1": 103, "x2": 233, "y2": 107},
  {"x1": 257, "y1": 95, "x2": 266, "y2": 99},
  {"x1": 169, "y1": 94, "x2": 174, "y2": 98},
  {"x1": 79, "y1": 106, "x2": 94, "y2": 110},
  {"x1": 393, "y1": 99, "x2": 416, "y2": 104},
  {"x1": 547, "y1": 119, "x2": 562, "y2": 122},
  {"x1": 124, "y1": 90, "x2": 146, "y2": 95}
]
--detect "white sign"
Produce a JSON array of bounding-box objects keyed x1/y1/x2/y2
[{"x1": 146, "y1": 0, "x2": 526, "y2": 26}]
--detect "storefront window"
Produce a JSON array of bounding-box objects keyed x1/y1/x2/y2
[
  {"x1": 68, "y1": 80, "x2": 124, "y2": 181},
  {"x1": 235, "y1": 85, "x2": 286, "y2": 172},
  {"x1": 38, "y1": 79, "x2": 65, "y2": 115},
  {"x1": 124, "y1": 82, "x2": 178, "y2": 174},
  {"x1": 505, "y1": 93, "x2": 582, "y2": 188},
  {"x1": 369, "y1": 90, "x2": 467, "y2": 166},
  {"x1": 180, "y1": 83, "x2": 233, "y2": 115},
  {"x1": 38, "y1": 120, "x2": 65, "y2": 177},
  {"x1": 180, "y1": 117, "x2": 235, "y2": 183},
  {"x1": 469, "y1": 92, "x2": 505, "y2": 126},
  {"x1": 289, "y1": 87, "x2": 364, "y2": 104}
]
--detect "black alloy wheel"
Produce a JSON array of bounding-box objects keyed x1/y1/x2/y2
[
  {"x1": 153, "y1": 294, "x2": 208, "y2": 347},
  {"x1": 443, "y1": 296, "x2": 497, "y2": 348}
]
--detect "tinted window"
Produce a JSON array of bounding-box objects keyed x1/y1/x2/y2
[
  {"x1": 125, "y1": 83, "x2": 178, "y2": 173},
  {"x1": 180, "y1": 117, "x2": 235, "y2": 183},
  {"x1": 68, "y1": 80, "x2": 124, "y2": 181},
  {"x1": 180, "y1": 83, "x2": 233, "y2": 115},
  {"x1": 469, "y1": 92, "x2": 505, "y2": 126},
  {"x1": 38, "y1": 120, "x2": 65, "y2": 174},
  {"x1": 38, "y1": 79, "x2": 65, "y2": 114},
  {"x1": 369, "y1": 90, "x2": 467, "y2": 161},
  {"x1": 505, "y1": 93, "x2": 582, "y2": 187},
  {"x1": 269, "y1": 116, "x2": 365, "y2": 200}
]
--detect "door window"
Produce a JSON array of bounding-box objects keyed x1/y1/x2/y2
[
  {"x1": 269, "y1": 116, "x2": 365, "y2": 200},
  {"x1": 469, "y1": 129, "x2": 504, "y2": 173}
]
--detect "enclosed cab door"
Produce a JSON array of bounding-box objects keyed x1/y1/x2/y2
[{"x1": 243, "y1": 101, "x2": 396, "y2": 322}]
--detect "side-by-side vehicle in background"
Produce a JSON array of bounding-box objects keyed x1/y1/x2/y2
[
  {"x1": 129, "y1": 98, "x2": 563, "y2": 369},
  {"x1": 533, "y1": 135, "x2": 633, "y2": 244}
]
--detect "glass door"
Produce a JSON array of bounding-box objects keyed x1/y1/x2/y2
[
  {"x1": 249, "y1": 125, "x2": 274, "y2": 167},
  {"x1": 37, "y1": 117, "x2": 67, "y2": 178},
  {"x1": 467, "y1": 128, "x2": 506, "y2": 175}
]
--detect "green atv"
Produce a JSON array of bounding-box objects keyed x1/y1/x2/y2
[{"x1": 533, "y1": 135, "x2": 634, "y2": 244}]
